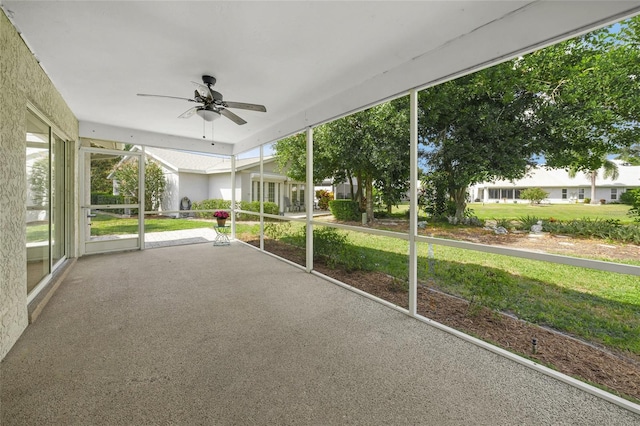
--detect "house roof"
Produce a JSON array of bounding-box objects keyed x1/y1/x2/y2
[
  {"x1": 4, "y1": 2, "x2": 639, "y2": 156},
  {"x1": 141, "y1": 146, "x2": 273, "y2": 174},
  {"x1": 477, "y1": 161, "x2": 640, "y2": 188}
]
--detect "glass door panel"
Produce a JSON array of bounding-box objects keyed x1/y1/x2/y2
[
  {"x1": 82, "y1": 149, "x2": 142, "y2": 254},
  {"x1": 26, "y1": 111, "x2": 51, "y2": 293}
]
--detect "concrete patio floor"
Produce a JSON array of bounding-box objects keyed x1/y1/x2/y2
[{"x1": 2, "y1": 241, "x2": 639, "y2": 425}]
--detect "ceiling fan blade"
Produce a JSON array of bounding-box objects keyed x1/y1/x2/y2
[
  {"x1": 137, "y1": 93, "x2": 195, "y2": 102},
  {"x1": 224, "y1": 101, "x2": 267, "y2": 112},
  {"x1": 178, "y1": 107, "x2": 197, "y2": 119},
  {"x1": 220, "y1": 108, "x2": 247, "y2": 125},
  {"x1": 191, "y1": 82, "x2": 210, "y2": 98}
]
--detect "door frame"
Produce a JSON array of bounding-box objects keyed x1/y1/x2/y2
[{"x1": 79, "y1": 147, "x2": 144, "y2": 256}]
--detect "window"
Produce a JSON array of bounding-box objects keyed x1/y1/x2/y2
[
  {"x1": 578, "y1": 188, "x2": 585, "y2": 200},
  {"x1": 514, "y1": 189, "x2": 521, "y2": 199},
  {"x1": 503, "y1": 189, "x2": 514, "y2": 199},
  {"x1": 611, "y1": 188, "x2": 618, "y2": 200},
  {"x1": 488, "y1": 189, "x2": 500, "y2": 199},
  {"x1": 268, "y1": 182, "x2": 275, "y2": 203},
  {"x1": 562, "y1": 189, "x2": 568, "y2": 199}
]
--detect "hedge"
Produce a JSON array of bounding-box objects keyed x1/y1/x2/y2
[
  {"x1": 329, "y1": 199, "x2": 360, "y2": 221},
  {"x1": 191, "y1": 199, "x2": 232, "y2": 219},
  {"x1": 236, "y1": 201, "x2": 279, "y2": 220},
  {"x1": 191, "y1": 199, "x2": 279, "y2": 220}
]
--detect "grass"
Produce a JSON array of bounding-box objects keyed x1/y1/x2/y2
[
  {"x1": 379, "y1": 202, "x2": 634, "y2": 224},
  {"x1": 469, "y1": 202, "x2": 633, "y2": 223},
  {"x1": 342, "y1": 230, "x2": 640, "y2": 355},
  {"x1": 241, "y1": 220, "x2": 640, "y2": 355},
  {"x1": 88, "y1": 214, "x2": 217, "y2": 236}
]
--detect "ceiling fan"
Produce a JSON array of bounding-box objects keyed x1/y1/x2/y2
[{"x1": 137, "y1": 75, "x2": 266, "y2": 125}]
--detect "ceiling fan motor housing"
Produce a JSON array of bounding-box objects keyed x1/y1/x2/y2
[{"x1": 202, "y1": 75, "x2": 217, "y2": 87}]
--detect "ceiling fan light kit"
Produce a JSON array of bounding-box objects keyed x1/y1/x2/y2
[
  {"x1": 196, "y1": 108, "x2": 221, "y2": 121},
  {"x1": 137, "y1": 75, "x2": 266, "y2": 126}
]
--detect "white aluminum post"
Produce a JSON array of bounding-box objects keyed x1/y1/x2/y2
[
  {"x1": 231, "y1": 155, "x2": 236, "y2": 239},
  {"x1": 409, "y1": 90, "x2": 418, "y2": 316},
  {"x1": 139, "y1": 145, "x2": 146, "y2": 251},
  {"x1": 260, "y1": 145, "x2": 264, "y2": 251},
  {"x1": 306, "y1": 127, "x2": 314, "y2": 273}
]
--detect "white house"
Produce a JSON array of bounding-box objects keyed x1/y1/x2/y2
[
  {"x1": 137, "y1": 147, "x2": 307, "y2": 215},
  {"x1": 470, "y1": 160, "x2": 640, "y2": 204}
]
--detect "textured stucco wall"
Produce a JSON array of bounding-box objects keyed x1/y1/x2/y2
[{"x1": 1, "y1": 11, "x2": 78, "y2": 360}]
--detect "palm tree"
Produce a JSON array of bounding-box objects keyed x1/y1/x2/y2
[{"x1": 568, "y1": 158, "x2": 619, "y2": 204}]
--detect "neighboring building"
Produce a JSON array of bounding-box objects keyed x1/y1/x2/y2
[
  {"x1": 470, "y1": 161, "x2": 640, "y2": 204},
  {"x1": 133, "y1": 147, "x2": 307, "y2": 215}
]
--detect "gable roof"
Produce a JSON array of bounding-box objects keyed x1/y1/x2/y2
[{"x1": 140, "y1": 146, "x2": 273, "y2": 174}]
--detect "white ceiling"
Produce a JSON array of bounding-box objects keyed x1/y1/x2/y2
[{"x1": 3, "y1": 1, "x2": 640, "y2": 156}]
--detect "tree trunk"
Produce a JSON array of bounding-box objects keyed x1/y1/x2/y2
[
  {"x1": 590, "y1": 171, "x2": 598, "y2": 204},
  {"x1": 452, "y1": 187, "x2": 467, "y2": 222},
  {"x1": 348, "y1": 173, "x2": 355, "y2": 200},
  {"x1": 366, "y1": 178, "x2": 374, "y2": 223}
]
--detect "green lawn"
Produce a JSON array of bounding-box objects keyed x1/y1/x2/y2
[
  {"x1": 469, "y1": 202, "x2": 633, "y2": 223},
  {"x1": 88, "y1": 214, "x2": 216, "y2": 236},
  {"x1": 389, "y1": 202, "x2": 633, "y2": 223},
  {"x1": 343, "y1": 229, "x2": 640, "y2": 355}
]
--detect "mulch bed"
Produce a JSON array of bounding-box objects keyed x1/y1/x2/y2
[{"x1": 239, "y1": 236, "x2": 640, "y2": 402}]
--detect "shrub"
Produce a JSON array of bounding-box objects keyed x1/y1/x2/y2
[
  {"x1": 192, "y1": 199, "x2": 231, "y2": 219},
  {"x1": 264, "y1": 221, "x2": 293, "y2": 240},
  {"x1": 620, "y1": 190, "x2": 636, "y2": 205},
  {"x1": 540, "y1": 217, "x2": 640, "y2": 243},
  {"x1": 493, "y1": 218, "x2": 512, "y2": 229},
  {"x1": 236, "y1": 201, "x2": 279, "y2": 220},
  {"x1": 520, "y1": 188, "x2": 548, "y2": 204},
  {"x1": 516, "y1": 215, "x2": 541, "y2": 231},
  {"x1": 624, "y1": 189, "x2": 640, "y2": 222},
  {"x1": 329, "y1": 199, "x2": 360, "y2": 221},
  {"x1": 315, "y1": 189, "x2": 334, "y2": 210},
  {"x1": 584, "y1": 198, "x2": 591, "y2": 204}
]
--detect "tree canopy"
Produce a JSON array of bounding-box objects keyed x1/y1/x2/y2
[
  {"x1": 274, "y1": 99, "x2": 409, "y2": 221},
  {"x1": 274, "y1": 16, "x2": 640, "y2": 223},
  {"x1": 418, "y1": 61, "x2": 544, "y2": 220},
  {"x1": 112, "y1": 159, "x2": 166, "y2": 212}
]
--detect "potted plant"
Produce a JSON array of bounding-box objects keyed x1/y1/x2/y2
[{"x1": 213, "y1": 210, "x2": 230, "y2": 226}]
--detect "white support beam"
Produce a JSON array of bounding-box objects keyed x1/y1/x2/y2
[
  {"x1": 79, "y1": 121, "x2": 234, "y2": 156},
  {"x1": 306, "y1": 127, "x2": 314, "y2": 273},
  {"x1": 260, "y1": 145, "x2": 264, "y2": 251},
  {"x1": 139, "y1": 145, "x2": 146, "y2": 251},
  {"x1": 231, "y1": 155, "x2": 236, "y2": 239},
  {"x1": 408, "y1": 90, "x2": 418, "y2": 316}
]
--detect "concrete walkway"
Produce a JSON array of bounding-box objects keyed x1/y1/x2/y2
[{"x1": 2, "y1": 242, "x2": 639, "y2": 425}]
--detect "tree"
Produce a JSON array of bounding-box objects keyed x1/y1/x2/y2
[
  {"x1": 112, "y1": 159, "x2": 166, "y2": 212},
  {"x1": 91, "y1": 156, "x2": 119, "y2": 193},
  {"x1": 615, "y1": 144, "x2": 640, "y2": 166},
  {"x1": 274, "y1": 99, "x2": 410, "y2": 222},
  {"x1": 418, "y1": 16, "x2": 640, "y2": 221},
  {"x1": 520, "y1": 188, "x2": 549, "y2": 205},
  {"x1": 418, "y1": 61, "x2": 543, "y2": 221},
  {"x1": 28, "y1": 157, "x2": 49, "y2": 207},
  {"x1": 523, "y1": 17, "x2": 640, "y2": 175},
  {"x1": 568, "y1": 157, "x2": 619, "y2": 204}
]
